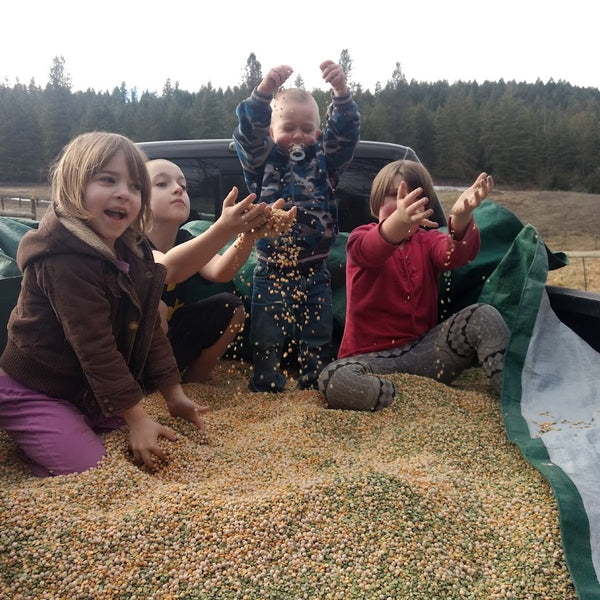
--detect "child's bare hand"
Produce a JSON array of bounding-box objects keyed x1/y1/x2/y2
[
  {"x1": 257, "y1": 65, "x2": 293, "y2": 95},
  {"x1": 219, "y1": 187, "x2": 268, "y2": 234},
  {"x1": 161, "y1": 383, "x2": 209, "y2": 433},
  {"x1": 251, "y1": 200, "x2": 297, "y2": 239},
  {"x1": 380, "y1": 183, "x2": 436, "y2": 244},
  {"x1": 449, "y1": 173, "x2": 493, "y2": 236},
  {"x1": 158, "y1": 300, "x2": 168, "y2": 334},
  {"x1": 167, "y1": 396, "x2": 210, "y2": 431},
  {"x1": 320, "y1": 60, "x2": 347, "y2": 95},
  {"x1": 452, "y1": 173, "x2": 494, "y2": 217},
  {"x1": 397, "y1": 186, "x2": 436, "y2": 232},
  {"x1": 128, "y1": 415, "x2": 178, "y2": 471}
]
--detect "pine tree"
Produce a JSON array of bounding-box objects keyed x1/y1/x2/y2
[
  {"x1": 242, "y1": 53, "x2": 262, "y2": 92},
  {"x1": 339, "y1": 49, "x2": 353, "y2": 91},
  {"x1": 41, "y1": 56, "x2": 74, "y2": 165}
]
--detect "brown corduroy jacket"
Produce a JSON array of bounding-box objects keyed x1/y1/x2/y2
[{"x1": 0, "y1": 205, "x2": 180, "y2": 416}]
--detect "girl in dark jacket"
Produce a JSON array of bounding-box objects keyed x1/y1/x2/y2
[{"x1": 0, "y1": 132, "x2": 208, "y2": 476}]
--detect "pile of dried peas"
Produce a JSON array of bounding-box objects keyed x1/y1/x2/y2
[{"x1": 0, "y1": 362, "x2": 577, "y2": 599}]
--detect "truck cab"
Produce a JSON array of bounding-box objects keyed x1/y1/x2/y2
[{"x1": 137, "y1": 138, "x2": 447, "y2": 231}]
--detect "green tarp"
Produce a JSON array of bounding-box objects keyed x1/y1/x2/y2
[
  {"x1": 447, "y1": 202, "x2": 600, "y2": 598},
  {"x1": 481, "y1": 223, "x2": 600, "y2": 599},
  {"x1": 0, "y1": 217, "x2": 38, "y2": 350}
]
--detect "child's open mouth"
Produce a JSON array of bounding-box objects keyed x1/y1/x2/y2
[{"x1": 105, "y1": 209, "x2": 127, "y2": 220}]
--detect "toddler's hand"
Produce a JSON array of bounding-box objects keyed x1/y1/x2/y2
[
  {"x1": 258, "y1": 65, "x2": 293, "y2": 95},
  {"x1": 320, "y1": 60, "x2": 347, "y2": 96}
]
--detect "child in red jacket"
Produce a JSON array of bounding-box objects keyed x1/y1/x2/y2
[{"x1": 319, "y1": 160, "x2": 509, "y2": 410}]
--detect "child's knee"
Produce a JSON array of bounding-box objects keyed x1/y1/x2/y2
[{"x1": 24, "y1": 435, "x2": 106, "y2": 477}]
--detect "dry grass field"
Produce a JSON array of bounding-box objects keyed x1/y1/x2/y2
[
  {"x1": 440, "y1": 188, "x2": 600, "y2": 292},
  {"x1": 2, "y1": 184, "x2": 599, "y2": 292}
]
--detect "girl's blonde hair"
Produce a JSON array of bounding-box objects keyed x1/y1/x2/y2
[
  {"x1": 50, "y1": 131, "x2": 151, "y2": 234},
  {"x1": 369, "y1": 160, "x2": 436, "y2": 218}
]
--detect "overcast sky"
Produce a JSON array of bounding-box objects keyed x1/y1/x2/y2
[{"x1": 4, "y1": 1, "x2": 598, "y2": 94}]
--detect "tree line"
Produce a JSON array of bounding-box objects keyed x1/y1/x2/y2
[{"x1": 2, "y1": 54, "x2": 600, "y2": 192}]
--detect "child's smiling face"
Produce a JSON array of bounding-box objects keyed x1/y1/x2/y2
[
  {"x1": 270, "y1": 97, "x2": 320, "y2": 152},
  {"x1": 83, "y1": 150, "x2": 142, "y2": 249}
]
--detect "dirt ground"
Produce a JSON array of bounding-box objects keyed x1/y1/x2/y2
[{"x1": 2, "y1": 184, "x2": 599, "y2": 292}]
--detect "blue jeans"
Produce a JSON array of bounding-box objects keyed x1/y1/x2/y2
[{"x1": 249, "y1": 261, "x2": 333, "y2": 392}]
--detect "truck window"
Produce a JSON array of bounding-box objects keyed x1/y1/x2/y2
[
  {"x1": 169, "y1": 158, "x2": 219, "y2": 221},
  {"x1": 162, "y1": 157, "x2": 246, "y2": 221},
  {"x1": 221, "y1": 171, "x2": 251, "y2": 216},
  {"x1": 336, "y1": 158, "x2": 393, "y2": 232}
]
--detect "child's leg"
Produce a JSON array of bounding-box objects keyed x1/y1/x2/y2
[
  {"x1": 167, "y1": 293, "x2": 245, "y2": 383},
  {"x1": 296, "y1": 267, "x2": 334, "y2": 390},
  {"x1": 248, "y1": 266, "x2": 289, "y2": 392},
  {"x1": 347, "y1": 304, "x2": 507, "y2": 390},
  {"x1": 319, "y1": 304, "x2": 509, "y2": 410},
  {"x1": 436, "y1": 303, "x2": 509, "y2": 393},
  {"x1": 0, "y1": 373, "x2": 122, "y2": 477},
  {"x1": 318, "y1": 358, "x2": 396, "y2": 411},
  {"x1": 183, "y1": 303, "x2": 246, "y2": 383}
]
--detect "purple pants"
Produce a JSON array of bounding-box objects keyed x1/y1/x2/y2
[{"x1": 0, "y1": 372, "x2": 124, "y2": 477}]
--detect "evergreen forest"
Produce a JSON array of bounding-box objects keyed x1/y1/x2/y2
[{"x1": 2, "y1": 54, "x2": 600, "y2": 191}]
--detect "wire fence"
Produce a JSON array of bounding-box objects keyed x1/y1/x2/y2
[
  {"x1": 545, "y1": 251, "x2": 600, "y2": 293},
  {"x1": 0, "y1": 196, "x2": 50, "y2": 219},
  {"x1": 562, "y1": 252, "x2": 600, "y2": 292}
]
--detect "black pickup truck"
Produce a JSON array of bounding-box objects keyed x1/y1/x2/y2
[
  {"x1": 1, "y1": 139, "x2": 599, "y2": 353},
  {"x1": 137, "y1": 138, "x2": 600, "y2": 354},
  {"x1": 137, "y1": 138, "x2": 447, "y2": 231}
]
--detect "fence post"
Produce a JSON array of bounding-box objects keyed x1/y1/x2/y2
[{"x1": 565, "y1": 251, "x2": 600, "y2": 291}]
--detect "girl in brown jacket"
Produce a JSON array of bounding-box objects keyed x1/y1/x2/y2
[{"x1": 0, "y1": 132, "x2": 208, "y2": 476}]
